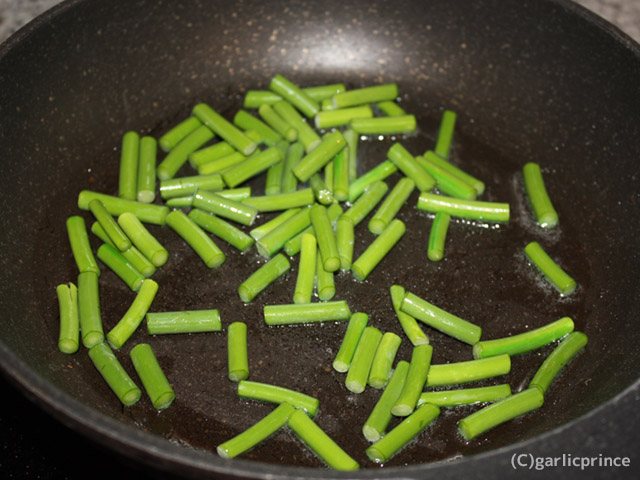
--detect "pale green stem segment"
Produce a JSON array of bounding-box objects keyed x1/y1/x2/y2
[
  {"x1": 332, "y1": 83, "x2": 398, "y2": 108},
  {"x1": 243, "y1": 188, "x2": 315, "y2": 212},
  {"x1": 97, "y1": 244, "x2": 145, "y2": 291},
  {"x1": 193, "y1": 103, "x2": 257, "y2": 155},
  {"x1": 417, "y1": 192, "x2": 510, "y2": 223},
  {"x1": 314, "y1": 105, "x2": 373, "y2": 129},
  {"x1": 118, "y1": 212, "x2": 169, "y2": 267},
  {"x1": 321, "y1": 98, "x2": 337, "y2": 110},
  {"x1": 284, "y1": 202, "x2": 342, "y2": 256},
  {"x1": 188, "y1": 209, "x2": 254, "y2": 252},
  {"x1": 66, "y1": 215, "x2": 101, "y2": 275},
  {"x1": 292, "y1": 130, "x2": 347, "y2": 182},
  {"x1": 243, "y1": 84, "x2": 345, "y2": 109},
  {"x1": 428, "y1": 212, "x2": 451, "y2": 262},
  {"x1": 197, "y1": 152, "x2": 246, "y2": 175},
  {"x1": 390, "y1": 285, "x2": 430, "y2": 346},
  {"x1": 264, "y1": 301, "x2": 351, "y2": 326},
  {"x1": 523, "y1": 162, "x2": 559, "y2": 228},
  {"x1": 303, "y1": 83, "x2": 346, "y2": 101},
  {"x1": 417, "y1": 384, "x2": 512, "y2": 408},
  {"x1": 233, "y1": 109, "x2": 282, "y2": 147},
  {"x1": 107, "y1": 279, "x2": 159, "y2": 349},
  {"x1": 265, "y1": 149, "x2": 285, "y2": 196},
  {"x1": 269, "y1": 74, "x2": 320, "y2": 118},
  {"x1": 332, "y1": 148, "x2": 350, "y2": 202},
  {"x1": 137, "y1": 136, "x2": 157, "y2": 203},
  {"x1": 348, "y1": 160, "x2": 397, "y2": 202},
  {"x1": 238, "y1": 380, "x2": 319, "y2": 416},
  {"x1": 281, "y1": 142, "x2": 303, "y2": 192},
  {"x1": 238, "y1": 254, "x2": 291, "y2": 303},
  {"x1": 343, "y1": 128, "x2": 359, "y2": 182},
  {"x1": 56, "y1": 283, "x2": 79, "y2": 354},
  {"x1": 228, "y1": 322, "x2": 249, "y2": 382},
  {"x1": 159, "y1": 174, "x2": 224, "y2": 199},
  {"x1": 369, "y1": 177, "x2": 415, "y2": 234},
  {"x1": 426, "y1": 354, "x2": 512, "y2": 387},
  {"x1": 434, "y1": 109, "x2": 457, "y2": 158},
  {"x1": 157, "y1": 125, "x2": 215, "y2": 180},
  {"x1": 400, "y1": 291, "x2": 482, "y2": 345},
  {"x1": 350, "y1": 115, "x2": 417, "y2": 135},
  {"x1": 362, "y1": 360, "x2": 410, "y2": 442},
  {"x1": 130, "y1": 343, "x2": 175, "y2": 410},
  {"x1": 222, "y1": 146, "x2": 282, "y2": 188},
  {"x1": 392, "y1": 344, "x2": 433, "y2": 416},
  {"x1": 422, "y1": 150, "x2": 485, "y2": 196},
  {"x1": 473, "y1": 317, "x2": 574, "y2": 359},
  {"x1": 119, "y1": 131, "x2": 139, "y2": 200},
  {"x1": 88, "y1": 342, "x2": 141, "y2": 406},
  {"x1": 387, "y1": 143, "x2": 435, "y2": 192},
  {"x1": 256, "y1": 206, "x2": 311, "y2": 258},
  {"x1": 368, "y1": 332, "x2": 402, "y2": 389},
  {"x1": 524, "y1": 241, "x2": 577, "y2": 296},
  {"x1": 91, "y1": 222, "x2": 156, "y2": 277},
  {"x1": 217, "y1": 402, "x2": 295, "y2": 459},
  {"x1": 309, "y1": 173, "x2": 334, "y2": 205},
  {"x1": 310, "y1": 204, "x2": 341, "y2": 272},
  {"x1": 366, "y1": 403, "x2": 440, "y2": 463},
  {"x1": 159, "y1": 116, "x2": 203, "y2": 152},
  {"x1": 192, "y1": 190, "x2": 258, "y2": 226},
  {"x1": 418, "y1": 154, "x2": 477, "y2": 200},
  {"x1": 315, "y1": 253, "x2": 336, "y2": 301},
  {"x1": 287, "y1": 409, "x2": 360, "y2": 471},
  {"x1": 78, "y1": 271, "x2": 104, "y2": 348},
  {"x1": 345, "y1": 326, "x2": 383, "y2": 394},
  {"x1": 376, "y1": 100, "x2": 407, "y2": 116},
  {"x1": 352, "y1": 219, "x2": 406, "y2": 281},
  {"x1": 146, "y1": 309, "x2": 222, "y2": 335},
  {"x1": 343, "y1": 181, "x2": 389, "y2": 226},
  {"x1": 458, "y1": 387, "x2": 544, "y2": 441},
  {"x1": 258, "y1": 104, "x2": 298, "y2": 142},
  {"x1": 249, "y1": 208, "x2": 301, "y2": 241},
  {"x1": 189, "y1": 141, "x2": 235, "y2": 169},
  {"x1": 78, "y1": 190, "x2": 169, "y2": 225},
  {"x1": 529, "y1": 331, "x2": 588, "y2": 395},
  {"x1": 333, "y1": 312, "x2": 369, "y2": 373},
  {"x1": 272, "y1": 100, "x2": 321, "y2": 153},
  {"x1": 166, "y1": 210, "x2": 226, "y2": 268},
  {"x1": 336, "y1": 216, "x2": 355, "y2": 271},
  {"x1": 293, "y1": 234, "x2": 317, "y2": 304}
]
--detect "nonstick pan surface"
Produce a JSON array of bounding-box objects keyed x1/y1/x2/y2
[{"x1": 1, "y1": 0, "x2": 639, "y2": 478}]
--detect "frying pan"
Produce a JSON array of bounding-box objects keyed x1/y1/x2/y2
[{"x1": 1, "y1": 0, "x2": 639, "y2": 478}]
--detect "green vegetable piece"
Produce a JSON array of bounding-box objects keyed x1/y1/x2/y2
[
  {"x1": 387, "y1": 143, "x2": 435, "y2": 192},
  {"x1": 458, "y1": 387, "x2": 544, "y2": 441},
  {"x1": 315, "y1": 253, "x2": 336, "y2": 301},
  {"x1": 314, "y1": 105, "x2": 373, "y2": 129},
  {"x1": 197, "y1": 151, "x2": 246, "y2": 175},
  {"x1": 417, "y1": 384, "x2": 512, "y2": 408},
  {"x1": 256, "y1": 206, "x2": 311, "y2": 258},
  {"x1": 88, "y1": 342, "x2": 141, "y2": 406},
  {"x1": 137, "y1": 136, "x2": 157, "y2": 203},
  {"x1": 272, "y1": 100, "x2": 321, "y2": 153},
  {"x1": 369, "y1": 177, "x2": 415, "y2": 234},
  {"x1": 333, "y1": 312, "x2": 369, "y2": 372},
  {"x1": 281, "y1": 142, "x2": 303, "y2": 193},
  {"x1": 66, "y1": 215, "x2": 100, "y2": 276},
  {"x1": 343, "y1": 180, "x2": 389, "y2": 226},
  {"x1": 238, "y1": 254, "x2": 291, "y2": 303},
  {"x1": 192, "y1": 103, "x2": 257, "y2": 156},
  {"x1": 336, "y1": 216, "x2": 355, "y2": 271},
  {"x1": 146, "y1": 309, "x2": 221, "y2": 335},
  {"x1": 77, "y1": 271, "x2": 104, "y2": 348},
  {"x1": 417, "y1": 192, "x2": 510, "y2": 223},
  {"x1": 293, "y1": 233, "x2": 317, "y2": 304},
  {"x1": 258, "y1": 104, "x2": 297, "y2": 142},
  {"x1": 243, "y1": 90, "x2": 283, "y2": 108},
  {"x1": 426, "y1": 354, "x2": 512, "y2": 387},
  {"x1": 264, "y1": 143, "x2": 286, "y2": 196},
  {"x1": 332, "y1": 148, "x2": 350, "y2": 202},
  {"x1": 249, "y1": 208, "x2": 301, "y2": 241},
  {"x1": 352, "y1": 219, "x2": 406, "y2": 281},
  {"x1": 310, "y1": 204, "x2": 341, "y2": 272},
  {"x1": 157, "y1": 125, "x2": 215, "y2": 180},
  {"x1": 119, "y1": 131, "x2": 139, "y2": 200},
  {"x1": 392, "y1": 344, "x2": 433, "y2": 416},
  {"x1": 303, "y1": 83, "x2": 346, "y2": 101},
  {"x1": 264, "y1": 301, "x2": 351, "y2": 326},
  {"x1": 97, "y1": 244, "x2": 145, "y2": 291},
  {"x1": 78, "y1": 190, "x2": 169, "y2": 225},
  {"x1": 228, "y1": 321, "x2": 249, "y2": 382},
  {"x1": 332, "y1": 83, "x2": 398, "y2": 108},
  {"x1": 117, "y1": 212, "x2": 169, "y2": 267},
  {"x1": 368, "y1": 332, "x2": 402, "y2": 389},
  {"x1": 309, "y1": 173, "x2": 334, "y2": 205},
  {"x1": 188, "y1": 209, "x2": 254, "y2": 252},
  {"x1": 434, "y1": 109, "x2": 457, "y2": 158},
  {"x1": 293, "y1": 130, "x2": 347, "y2": 182},
  {"x1": 343, "y1": 128, "x2": 359, "y2": 182},
  {"x1": 159, "y1": 174, "x2": 224, "y2": 199},
  {"x1": 238, "y1": 380, "x2": 319, "y2": 416},
  {"x1": 422, "y1": 150, "x2": 485, "y2": 196},
  {"x1": 189, "y1": 141, "x2": 235, "y2": 169},
  {"x1": 348, "y1": 160, "x2": 397, "y2": 202},
  {"x1": 56, "y1": 283, "x2": 79, "y2": 354},
  {"x1": 418, "y1": 152, "x2": 477, "y2": 200},
  {"x1": 233, "y1": 109, "x2": 282, "y2": 147},
  {"x1": 166, "y1": 210, "x2": 226, "y2": 268},
  {"x1": 427, "y1": 212, "x2": 450, "y2": 262},
  {"x1": 376, "y1": 100, "x2": 407, "y2": 116},
  {"x1": 243, "y1": 188, "x2": 315, "y2": 212},
  {"x1": 222, "y1": 146, "x2": 281, "y2": 188},
  {"x1": 390, "y1": 285, "x2": 430, "y2": 346},
  {"x1": 192, "y1": 190, "x2": 258, "y2": 226},
  {"x1": 345, "y1": 326, "x2": 383, "y2": 394},
  {"x1": 269, "y1": 74, "x2": 319, "y2": 119},
  {"x1": 158, "y1": 116, "x2": 202, "y2": 152},
  {"x1": 350, "y1": 115, "x2": 417, "y2": 135},
  {"x1": 284, "y1": 202, "x2": 342, "y2": 256},
  {"x1": 91, "y1": 222, "x2": 156, "y2": 277},
  {"x1": 107, "y1": 279, "x2": 159, "y2": 349},
  {"x1": 524, "y1": 241, "x2": 577, "y2": 295},
  {"x1": 130, "y1": 343, "x2": 175, "y2": 410}
]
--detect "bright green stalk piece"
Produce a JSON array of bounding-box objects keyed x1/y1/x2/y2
[
  {"x1": 188, "y1": 209, "x2": 254, "y2": 252},
  {"x1": 293, "y1": 130, "x2": 346, "y2": 182},
  {"x1": 525, "y1": 241, "x2": 577, "y2": 295},
  {"x1": 238, "y1": 380, "x2": 319, "y2": 416},
  {"x1": 281, "y1": 142, "x2": 303, "y2": 193},
  {"x1": 417, "y1": 192, "x2": 510, "y2": 223},
  {"x1": 362, "y1": 360, "x2": 410, "y2": 442},
  {"x1": 310, "y1": 204, "x2": 340, "y2": 272},
  {"x1": 137, "y1": 136, "x2": 157, "y2": 203},
  {"x1": 323, "y1": 98, "x2": 337, "y2": 109},
  {"x1": 217, "y1": 402, "x2": 295, "y2": 459},
  {"x1": 78, "y1": 271, "x2": 103, "y2": 348},
  {"x1": 91, "y1": 222, "x2": 155, "y2": 277},
  {"x1": 434, "y1": 110, "x2": 457, "y2": 158},
  {"x1": 423, "y1": 150, "x2": 485, "y2": 195},
  {"x1": 314, "y1": 105, "x2": 373, "y2": 129},
  {"x1": 197, "y1": 151, "x2": 246, "y2": 175},
  {"x1": 426, "y1": 354, "x2": 511, "y2": 387},
  {"x1": 222, "y1": 146, "x2": 281, "y2": 188},
  {"x1": 348, "y1": 160, "x2": 397, "y2": 202},
  {"x1": 529, "y1": 331, "x2": 588, "y2": 394},
  {"x1": 418, "y1": 152, "x2": 477, "y2": 200},
  {"x1": 193, "y1": 103, "x2": 256, "y2": 156},
  {"x1": 309, "y1": 173, "x2": 334, "y2": 205},
  {"x1": 315, "y1": 253, "x2": 335, "y2": 301},
  {"x1": 146, "y1": 309, "x2": 221, "y2": 335},
  {"x1": 159, "y1": 116, "x2": 203, "y2": 152},
  {"x1": 336, "y1": 216, "x2": 355, "y2": 271},
  {"x1": 78, "y1": 190, "x2": 169, "y2": 225},
  {"x1": 458, "y1": 387, "x2": 544, "y2": 441},
  {"x1": 345, "y1": 326, "x2": 383, "y2": 394},
  {"x1": 228, "y1": 322, "x2": 249, "y2": 382},
  {"x1": 269, "y1": 74, "x2": 320, "y2": 119},
  {"x1": 376, "y1": 100, "x2": 407, "y2": 116},
  {"x1": 473, "y1": 317, "x2": 574, "y2": 359},
  {"x1": 265, "y1": 159, "x2": 284, "y2": 197},
  {"x1": 287, "y1": 409, "x2": 360, "y2": 471},
  {"x1": 428, "y1": 212, "x2": 450, "y2": 262},
  {"x1": 216, "y1": 187, "x2": 252, "y2": 202},
  {"x1": 366, "y1": 403, "x2": 440, "y2": 463},
  {"x1": 119, "y1": 131, "x2": 139, "y2": 200},
  {"x1": 88, "y1": 342, "x2": 141, "y2": 406},
  {"x1": 166, "y1": 210, "x2": 226, "y2": 268},
  {"x1": 417, "y1": 384, "x2": 512, "y2": 408},
  {"x1": 390, "y1": 285, "x2": 430, "y2": 346},
  {"x1": 333, "y1": 312, "x2": 369, "y2": 372},
  {"x1": 243, "y1": 90, "x2": 283, "y2": 108},
  {"x1": 157, "y1": 125, "x2": 215, "y2": 180},
  {"x1": 332, "y1": 148, "x2": 350, "y2": 202},
  {"x1": 352, "y1": 219, "x2": 406, "y2": 281},
  {"x1": 164, "y1": 197, "x2": 194, "y2": 208},
  {"x1": 97, "y1": 244, "x2": 145, "y2": 291},
  {"x1": 66, "y1": 216, "x2": 100, "y2": 275},
  {"x1": 392, "y1": 344, "x2": 433, "y2": 416},
  {"x1": 401, "y1": 291, "x2": 482, "y2": 345},
  {"x1": 192, "y1": 190, "x2": 258, "y2": 226},
  {"x1": 264, "y1": 301, "x2": 351, "y2": 326},
  {"x1": 272, "y1": 100, "x2": 321, "y2": 153},
  {"x1": 284, "y1": 203, "x2": 342, "y2": 256},
  {"x1": 343, "y1": 181, "x2": 389, "y2": 226},
  {"x1": 243, "y1": 188, "x2": 314, "y2": 212},
  {"x1": 333, "y1": 83, "x2": 398, "y2": 108},
  {"x1": 130, "y1": 343, "x2": 175, "y2": 410},
  {"x1": 351, "y1": 115, "x2": 417, "y2": 135},
  {"x1": 107, "y1": 279, "x2": 159, "y2": 349},
  {"x1": 293, "y1": 234, "x2": 317, "y2": 304},
  {"x1": 303, "y1": 83, "x2": 346, "y2": 101},
  {"x1": 258, "y1": 104, "x2": 297, "y2": 142},
  {"x1": 56, "y1": 283, "x2": 79, "y2": 354},
  {"x1": 257, "y1": 206, "x2": 311, "y2": 257},
  {"x1": 369, "y1": 332, "x2": 402, "y2": 389},
  {"x1": 189, "y1": 141, "x2": 235, "y2": 169},
  {"x1": 343, "y1": 129, "x2": 359, "y2": 182},
  {"x1": 387, "y1": 143, "x2": 435, "y2": 192},
  {"x1": 369, "y1": 177, "x2": 415, "y2": 234},
  {"x1": 233, "y1": 109, "x2": 282, "y2": 147},
  {"x1": 117, "y1": 212, "x2": 169, "y2": 267},
  {"x1": 238, "y1": 254, "x2": 291, "y2": 303},
  {"x1": 250, "y1": 208, "x2": 300, "y2": 241},
  {"x1": 159, "y1": 174, "x2": 224, "y2": 199}
]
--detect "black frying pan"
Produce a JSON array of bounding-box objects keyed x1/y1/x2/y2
[{"x1": 1, "y1": 0, "x2": 639, "y2": 478}]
